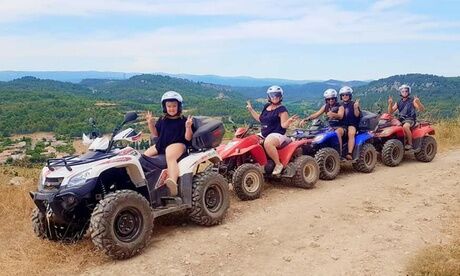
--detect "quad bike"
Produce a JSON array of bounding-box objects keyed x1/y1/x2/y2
[
  {"x1": 292, "y1": 111, "x2": 378, "y2": 180},
  {"x1": 30, "y1": 112, "x2": 229, "y2": 259},
  {"x1": 373, "y1": 113, "x2": 437, "y2": 166},
  {"x1": 216, "y1": 124, "x2": 319, "y2": 201}
]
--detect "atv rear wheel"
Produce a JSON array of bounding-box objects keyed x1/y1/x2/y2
[
  {"x1": 352, "y1": 143, "x2": 377, "y2": 173},
  {"x1": 289, "y1": 155, "x2": 319, "y2": 189},
  {"x1": 382, "y1": 139, "x2": 404, "y2": 167},
  {"x1": 232, "y1": 163, "x2": 264, "y2": 200},
  {"x1": 315, "y1": 147, "x2": 340, "y2": 180},
  {"x1": 189, "y1": 171, "x2": 229, "y2": 226},
  {"x1": 415, "y1": 136, "x2": 437, "y2": 162},
  {"x1": 89, "y1": 190, "x2": 153, "y2": 260}
]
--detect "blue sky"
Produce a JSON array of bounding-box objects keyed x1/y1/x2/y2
[{"x1": 0, "y1": 0, "x2": 459, "y2": 80}]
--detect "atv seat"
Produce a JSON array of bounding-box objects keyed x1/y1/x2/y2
[{"x1": 140, "y1": 153, "x2": 188, "y2": 172}]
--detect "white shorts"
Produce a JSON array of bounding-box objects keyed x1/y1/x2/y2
[{"x1": 265, "y1": 133, "x2": 292, "y2": 147}]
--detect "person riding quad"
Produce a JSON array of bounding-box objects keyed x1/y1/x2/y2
[
  {"x1": 246, "y1": 85, "x2": 298, "y2": 175},
  {"x1": 144, "y1": 91, "x2": 195, "y2": 196},
  {"x1": 301, "y1": 88, "x2": 345, "y2": 153},
  {"x1": 339, "y1": 86, "x2": 361, "y2": 160},
  {"x1": 388, "y1": 84, "x2": 425, "y2": 150}
]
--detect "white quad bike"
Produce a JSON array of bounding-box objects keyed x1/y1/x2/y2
[{"x1": 30, "y1": 112, "x2": 229, "y2": 259}]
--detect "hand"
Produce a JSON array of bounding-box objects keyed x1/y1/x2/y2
[
  {"x1": 299, "y1": 117, "x2": 311, "y2": 127},
  {"x1": 414, "y1": 96, "x2": 421, "y2": 104},
  {"x1": 287, "y1": 114, "x2": 299, "y2": 125},
  {"x1": 354, "y1": 99, "x2": 360, "y2": 109},
  {"x1": 327, "y1": 111, "x2": 335, "y2": 119},
  {"x1": 246, "y1": 100, "x2": 253, "y2": 110},
  {"x1": 388, "y1": 96, "x2": 393, "y2": 105},
  {"x1": 145, "y1": 110, "x2": 154, "y2": 124},
  {"x1": 186, "y1": 115, "x2": 193, "y2": 128}
]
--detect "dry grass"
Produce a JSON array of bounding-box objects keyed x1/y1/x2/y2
[
  {"x1": 0, "y1": 167, "x2": 105, "y2": 275},
  {"x1": 434, "y1": 117, "x2": 460, "y2": 152},
  {"x1": 406, "y1": 212, "x2": 460, "y2": 276}
]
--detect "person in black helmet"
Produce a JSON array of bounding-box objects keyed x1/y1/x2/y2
[
  {"x1": 388, "y1": 84, "x2": 425, "y2": 150},
  {"x1": 144, "y1": 91, "x2": 195, "y2": 196}
]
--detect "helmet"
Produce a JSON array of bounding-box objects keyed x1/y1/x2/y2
[
  {"x1": 323, "y1": 88, "x2": 338, "y2": 102},
  {"x1": 266, "y1": 85, "x2": 284, "y2": 103},
  {"x1": 161, "y1": 91, "x2": 183, "y2": 114},
  {"x1": 339, "y1": 86, "x2": 353, "y2": 100},
  {"x1": 398, "y1": 84, "x2": 411, "y2": 97}
]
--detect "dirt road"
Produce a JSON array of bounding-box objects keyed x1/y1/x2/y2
[{"x1": 84, "y1": 150, "x2": 460, "y2": 276}]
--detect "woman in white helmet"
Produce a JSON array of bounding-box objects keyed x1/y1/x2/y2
[
  {"x1": 246, "y1": 85, "x2": 299, "y2": 175},
  {"x1": 388, "y1": 84, "x2": 425, "y2": 150},
  {"x1": 301, "y1": 88, "x2": 345, "y2": 152},
  {"x1": 144, "y1": 91, "x2": 195, "y2": 196},
  {"x1": 339, "y1": 86, "x2": 361, "y2": 160}
]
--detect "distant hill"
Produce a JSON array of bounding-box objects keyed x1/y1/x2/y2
[{"x1": 0, "y1": 70, "x2": 341, "y2": 87}]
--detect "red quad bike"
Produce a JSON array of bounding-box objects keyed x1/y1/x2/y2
[
  {"x1": 216, "y1": 124, "x2": 319, "y2": 201},
  {"x1": 374, "y1": 113, "x2": 437, "y2": 166}
]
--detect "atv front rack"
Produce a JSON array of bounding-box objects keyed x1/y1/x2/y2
[{"x1": 47, "y1": 153, "x2": 116, "y2": 171}]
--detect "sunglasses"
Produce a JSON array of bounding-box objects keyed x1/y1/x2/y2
[
  {"x1": 268, "y1": 92, "x2": 282, "y2": 98},
  {"x1": 341, "y1": 93, "x2": 351, "y2": 97}
]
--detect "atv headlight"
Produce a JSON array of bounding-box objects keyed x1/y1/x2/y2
[
  {"x1": 313, "y1": 134, "x2": 326, "y2": 143},
  {"x1": 66, "y1": 169, "x2": 92, "y2": 188}
]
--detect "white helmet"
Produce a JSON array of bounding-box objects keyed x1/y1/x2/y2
[
  {"x1": 161, "y1": 91, "x2": 183, "y2": 113},
  {"x1": 398, "y1": 84, "x2": 411, "y2": 97},
  {"x1": 323, "y1": 88, "x2": 337, "y2": 99},
  {"x1": 266, "y1": 85, "x2": 284, "y2": 102},
  {"x1": 339, "y1": 86, "x2": 353, "y2": 95},
  {"x1": 339, "y1": 86, "x2": 353, "y2": 100}
]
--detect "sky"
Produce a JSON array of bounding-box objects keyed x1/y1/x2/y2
[{"x1": 0, "y1": 0, "x2": 459, "y2": 80}]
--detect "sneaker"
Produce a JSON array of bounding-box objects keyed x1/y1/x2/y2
[
  {"x1": 164, "y1": 178, "x2": 178, "y2": 196},
  {"x1": 404, "y1": 144, "x2": 413, "y2": 150},
  {"x1": 272, "y1": 164, "x2": 283, "y2": 175}
]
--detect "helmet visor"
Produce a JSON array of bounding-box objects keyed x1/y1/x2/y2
[{"x1": 268, "y1": 92, "x2": 282, "y2": 99}]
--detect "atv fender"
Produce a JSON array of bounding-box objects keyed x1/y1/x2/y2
[
  {"x1": 412, "y1": 125, "x2": 435, "y2": 139},
  {"x1": 353, "y1": 132, "x2": 374, "y2": 159},
  {"x1": 278, "y1": 140, "x2": 305, "y2": 166},
  {"x1": 224, "y1": 144, "x2": 267, "y2": 166},
  {"x1": 178, "y1": 149, "x2": 222, "y2": 176}
]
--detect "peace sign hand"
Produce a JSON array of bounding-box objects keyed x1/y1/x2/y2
[
  {"x1": 146, "y1": 110, "x2": 154, "y2": 124},
  {"x1": 246, "y1": 100, "x2": 253, "y2": 110},
  {"x1": 354, "y1": 99, "x2": 360, "y2": 108},
  {"x1": 186, "y1": 115, "x2": 193, "y2": 128},
  {"x1": 287, "y1": 114, "x2": 299, "y2": 125},
  {"x1": 388, "y1": 95, "x2": 393, "y2": 105}
]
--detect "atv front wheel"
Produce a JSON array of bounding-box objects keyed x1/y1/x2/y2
[
  {"x1": 89, "y1": 190, "x2": 154, "y2": 260},
  {"x1": 31, "y1": 207, "x2": 87, "y2": 242},
  {"x1": 232, "y1": 163, "x2": 264, "y2": 201},
  {"x1": 289, "y1": 155, "x2": 319, "y2": 188},
  {"x1": 189, "y1": 171, "x2": 229, "y2": 226},
  {"x1": 415, "y1": 136, "x2": 437, "y2": 162},
  {"x1": 352, "y1": 143, "x2": 377, "y2": 173},
  {"x1": 315, "y1": 147, "x2": 340, "y2": 180},
  {"x1": 381, "y1": 139, "x2": 404, "y2": 167}
]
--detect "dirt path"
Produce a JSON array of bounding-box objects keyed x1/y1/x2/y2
[{"x1": 84, "y1": 150, "x2": 460, "y2": 276}]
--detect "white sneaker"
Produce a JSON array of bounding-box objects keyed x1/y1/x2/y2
[{"x1": 272, "y1": 164, "x2": 283, "y2": 175}]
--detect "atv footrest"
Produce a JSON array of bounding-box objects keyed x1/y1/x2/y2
[{"x1": 160, "y1": 196, "x2": 183, "y2": 206}]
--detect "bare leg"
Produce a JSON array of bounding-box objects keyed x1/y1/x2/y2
[
  {"x1": 335, "y1": 127, "x2": 344, "y2": 155},
  {"x1": 264, "y1": 135, "x2": 282, "y2": 166},
  {"x1": 347, "y1": 126, "x2": 357, "y2": 160},
  {"x1": 144, "y1": 145, "x2": 158, "y2": 157},
  {"x1": 403, "y1": 123, "x2": 412, "y2": 145},
  {"x1": 165, "y1": 143, "x2": 186, "y2": 183}
]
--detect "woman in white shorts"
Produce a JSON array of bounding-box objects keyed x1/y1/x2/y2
[{"x1": 246, "y1": 85, "x2": 298, "y2": 175}]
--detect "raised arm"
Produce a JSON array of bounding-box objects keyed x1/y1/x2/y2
[
  {"x1": 413, "y1": 96, "x2": 425, "y2": 112},
  {"x1": 388, "y1": 96, "x2": 398, "y2": 114},
  {"x1": 185, "y1": 115, "x2": 193, "y2": 141},
  {"x1": 146, "y1": 111, "x2": 158, "y2": 137},
  {"x1": 280, "y1": 111, "x2": 299, "y2": 129},
  {"x1": 246, "y1": 100, "x2": 261, "y2": 122}
]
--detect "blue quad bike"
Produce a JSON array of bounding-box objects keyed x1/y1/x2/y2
[{"x1": 291, "y1": 111, "x2": 379, "y2": 180}]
